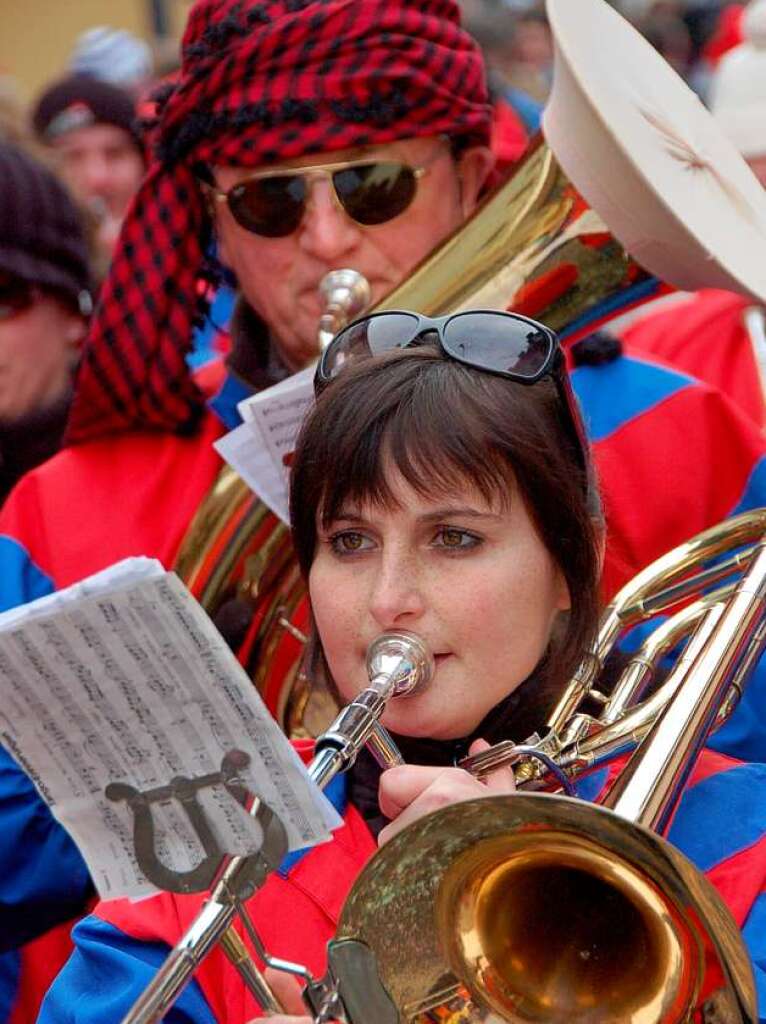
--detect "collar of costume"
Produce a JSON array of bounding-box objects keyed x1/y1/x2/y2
[
  {"x1": 349, "y1": 676, "x2": 537, "y2": 838},
  {"x1": 208, "y1": 298, "x2": 293, "y2": 429},
  {"x1": 65, "y1": 0, "x2": 492, "y2": 444}
]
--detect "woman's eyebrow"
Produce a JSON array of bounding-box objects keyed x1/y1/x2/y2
[
  {"x1": 417, "y1": 507, "x2": 503, "y2": 523},
  {"x1": 323, "y1": 510, "x2": 366, "y2": 525}
]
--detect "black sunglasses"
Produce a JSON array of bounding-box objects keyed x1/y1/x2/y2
[
  {"x1": 316, "y1": 309, "x2": 590, "y2": 476},
  {"x1": 206, "y1": 158, "x2": 433, "y2": 239}
]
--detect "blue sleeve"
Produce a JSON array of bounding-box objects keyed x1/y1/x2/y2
[
  {"x1": 39, "y1": 916, "x2": 216, "y2": 1024},
  {"x1": 709, "y1": 656, "x2": 766, "y2": 763},
  {"x1": 0, "y1": 537, "x2": 92, "y2": 950},
  {"x1": 0, "y1": 537, "x2": 55, "y2": 612},
  {"x1": 0, "y1": 745, "x2": 93, "y2": 952},
  {"x1": 707, "y1": 455, "x2": 766, "y2": 763}
]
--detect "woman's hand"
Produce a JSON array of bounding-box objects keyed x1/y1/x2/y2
[
  {"x1": 377, "y1": 739, "x2": 516, "y2": 846},
  {"x1": 246, "y1": 966, "x2": 311, "y2": 1024}
]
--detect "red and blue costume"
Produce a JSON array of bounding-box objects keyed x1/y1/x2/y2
[
  {"x1": 2, "y1": 350, "x2": 766, "y2": 973},
  {"x1": 34, "y1": 743, "x2": 766, "y2": 1023},
  {"x1": 622, "y1": 290, "x2": 764, "y2": 430}
]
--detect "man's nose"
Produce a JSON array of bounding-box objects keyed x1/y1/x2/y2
[
  {"x1": 80, "y1": 153, "x2": 111, "y2": 195},
  {"x1": 368, "y1": 554, "x2": 426, "y2": 629},
  {"x1": 298, "y1": 178, "x2": 362, "y2": 261}
]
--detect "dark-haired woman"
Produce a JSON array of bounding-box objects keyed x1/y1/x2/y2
[{"x1": 39, "y1": 313, "x2": 766, "y2": 1023}]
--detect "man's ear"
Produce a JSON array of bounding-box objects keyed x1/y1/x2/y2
[
  {"x1": 64, "y1": 314, "x2": 88, "y2": 364},
  {"x1": 199, "y1": 175, "x2": 234, "y2": 271},
  {"x1": 211, "y1": 207, "x2": 232, "y2": 271},
  {"x1": 456, "y1": 145, "x2": 496, "y2": 217}
]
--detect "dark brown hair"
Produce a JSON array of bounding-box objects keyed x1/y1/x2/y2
[{"x1": 289, "y1": 346, "x2": 602, "y2": 722}]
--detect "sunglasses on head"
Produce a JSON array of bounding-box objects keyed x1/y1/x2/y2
[
  {"x1": 0, "y1": 278, "x2": 37, "y2": 321},
  {"x1": 205, "y1": 155, "x2": 438, "y2": 239},
  {"x1": 316, "y1": 309, "x2": 590, "y2": 476}
]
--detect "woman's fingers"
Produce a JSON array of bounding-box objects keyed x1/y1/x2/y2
[
  {"x1": 377, "y1": 764, "x2": 462, "y2": 821},
  {"x1": 377, "y1": 739, "x2": 517, "y2": 846},
  {"x1": 466, "y1": 738, "x2": 517, "y2": 792},
  {"x1": 263, "y1": 966, "x2": 308, "y2": 1016}
]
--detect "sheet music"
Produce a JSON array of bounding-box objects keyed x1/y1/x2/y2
[
  {"x1": 216, "y1": 366, "x2": 316, "y2": 524},
  {"x1": 245, "y1": 365, "x2": 315, "y2": 471},
  {"x1": 0, "y1": 559, "x2": 341, "y2": 901},
  {"x1": 215, "y1": 422, "x2": 290, "y2": 523}
]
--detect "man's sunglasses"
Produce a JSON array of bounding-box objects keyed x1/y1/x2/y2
[
  {"x1": 205, "y1": 157, "x2": 434, "y2": 238},
  {"x1": 0, "y1": 279, "x2": 37, "y2": 321},
  {"x1": 316, "y1": 309, "x2": 590, "y2": 476}
]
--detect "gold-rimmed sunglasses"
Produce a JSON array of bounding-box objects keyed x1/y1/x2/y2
[{"x1": 204, "y1": 152, "x2": 442, "y2": 238}]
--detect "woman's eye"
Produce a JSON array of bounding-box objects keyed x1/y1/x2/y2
[
  {"x1": 329, "y1": 531, "x2": 373, "y2": 555},
  {"x1": 433, "y1": 528, "x2": 481, "y2": 550}
]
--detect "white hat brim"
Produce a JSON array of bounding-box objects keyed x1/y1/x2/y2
[{"x1": 543, "y1": 0, "x2": 766, "y2": 304}]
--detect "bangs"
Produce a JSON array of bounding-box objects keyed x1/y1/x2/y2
[
  {"x1": 290, "y1": 345, "x2": 582, "y2": 580},
  {"x1": 317, "y1": 370, "x2": 517, "y2": 528}
]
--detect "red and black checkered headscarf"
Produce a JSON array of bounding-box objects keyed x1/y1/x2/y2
[{"x1": 66, "y1": 0, "x2": 492, "y2": 443}]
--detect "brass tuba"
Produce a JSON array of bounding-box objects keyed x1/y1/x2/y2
[{"x1": 172, "y1": 132, "x2": 674, "y2": 738}]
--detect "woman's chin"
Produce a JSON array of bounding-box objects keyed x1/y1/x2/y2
[{"x1": 381, "y1": 706, "x2": 477, "y2": 742}]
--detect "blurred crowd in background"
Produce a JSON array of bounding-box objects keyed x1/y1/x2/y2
[{"x1": 0, "y1": 0, "x2": 764, "y2": 502}]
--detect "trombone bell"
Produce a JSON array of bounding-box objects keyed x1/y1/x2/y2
[
  {"x1": 441, "y1": 833, "x2": 686, "y2": 1023},
  {"x1": 335, "y1": 794, "x2": 756, "y2": 1024}
]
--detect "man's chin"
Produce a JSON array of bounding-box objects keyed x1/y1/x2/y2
[{"x1": 274, "y1": 325, "x2": 322, "y2": 372}]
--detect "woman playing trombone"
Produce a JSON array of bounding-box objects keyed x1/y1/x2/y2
[{"x1": 39, "y1": 311, "x2": 766, "y2": 1022}]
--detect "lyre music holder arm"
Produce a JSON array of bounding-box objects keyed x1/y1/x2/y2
[{"x1": 120, "y1": 630, "x2": 431, "y2": 1024}]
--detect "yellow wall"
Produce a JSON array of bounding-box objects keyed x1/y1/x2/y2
[{"x1": 0, "y1": 0, "x2": 193, "y2": 102}]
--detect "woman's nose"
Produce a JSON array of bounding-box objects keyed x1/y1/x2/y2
[
  {"x1": 368, "y1": 555, "x2": 426, "y2": 629},
  {"x1": 297, "y1": 178, "x2": 362, "y2": 262}
]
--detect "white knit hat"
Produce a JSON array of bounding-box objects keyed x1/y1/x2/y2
[
  {"x1": 710, "y1": 0, "x2": 766, "y2": 158},
  {"x1": 69, "y1": 27, "x2": 153, "y2": 91}
]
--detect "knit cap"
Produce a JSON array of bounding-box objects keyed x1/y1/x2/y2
[
  {"x1": 69, "y1": 27, "x2": 153, "y2": 91},
  {"x1": 0, "y1": 141, "x2": 92, "y2": 311},
  {"x1": 710, "y1": 0, "x2": 766, "y2": 157},
  {"x1": 32, "y1": 73, "x2": 142, "y2": 153}
]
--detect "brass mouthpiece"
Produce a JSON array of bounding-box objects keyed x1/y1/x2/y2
[{"x1": 318, "y1": 269, "x2": 371, "y2": 350}]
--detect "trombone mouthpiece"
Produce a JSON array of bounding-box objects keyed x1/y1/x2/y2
[{"x1": 366, "y1": 630, "x2": 434, "y2": 697}]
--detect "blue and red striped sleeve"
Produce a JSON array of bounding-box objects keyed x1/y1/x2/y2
[
  {"x1": 37, "y1": 916, "x2": 215, "y2": 1024},
  {"x1": 573, "y1": 352, "x2": 766, "y2": 763},
  {"x1": 668, "y1": 753, "x2": 766, "y2": 1015},
  {"x1": 36, "y1": 756, "x2": 766, "y2": 1024}
]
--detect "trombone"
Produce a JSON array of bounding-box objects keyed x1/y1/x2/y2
[
  {"x1": 123, "y1": 509, "x2": 766, "y2": 1024},
  {"x1": 318, "y1": 510, "x2": 766, "y2": 1024}
]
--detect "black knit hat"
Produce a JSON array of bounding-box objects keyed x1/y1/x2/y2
[
  {"x1": 32, "y1": 73, "x2": 142, "y2": 153},
  {"x1": 0, "y1": 141, "x2": 92, "y2": 311}
]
